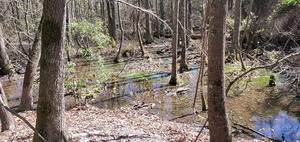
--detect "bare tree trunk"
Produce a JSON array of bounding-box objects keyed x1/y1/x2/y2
[
  {"x1": 207, "y1": 0, "x2": 232, "y2": 141},
  {"x1": 169, "y1": 0, "x2": 179, "y2": 86},
  {"x1": 33, "y1": 0, "x2": 68, "y2": 141},
  {"x1": 137, "y1": 0, "x2": 145, "y2": 57},
  {"x1": 0, "y1": 24, "x2": 13, "y2": 75},
  {"x1": 106, "y1": 0, "x2": 116, "y2": 43},
  {"x1": 232, "y1": 0, "x2": 246, "y2": 70},
  {"x1": 114, "y1": 3, "x2": 124, "y2": 62},
  {"x1": 18, "y1": 17, "x2": 43, "y2": 112},
  {"x1": 179, "y1": 0, "x2": 188, "y2": 72},
  {"x1": 0, "y1": 82, "x2": 15, "y2": 132},
  {"x1": 159, "y1": 0, "x2": 165, "y2": 36},
  {"x1": 144, "y1": 0, "x2": 154, "y2": 44}
]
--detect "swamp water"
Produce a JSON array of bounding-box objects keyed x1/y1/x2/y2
[{"x1": 3, "y1": 57, "x2": 300, "y2": 141}]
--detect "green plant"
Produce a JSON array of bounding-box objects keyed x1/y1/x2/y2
[{"x1": 272, "y1": 0, "x2": 300, "y2": 18}]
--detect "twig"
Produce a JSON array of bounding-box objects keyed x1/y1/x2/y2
[
  {"x1": 169, "y1": 113, "x2": 194, "y2": 121},
  {"x1": 233, "y1": 123, "x2": 280, "y2": 142},
  {"x1": 195, "y1": 119, "x2": 208, "y2": 142},
  {"x1": 116, "y1": 61, "x2": 128, "y2": 77}
]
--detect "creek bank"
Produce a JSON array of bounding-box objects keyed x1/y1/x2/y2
[{"x1": 0, "y1": 105, "x2": 268, "y2": 141}]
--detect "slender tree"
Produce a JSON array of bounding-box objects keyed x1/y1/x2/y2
[
  {"x1": 114, "y1": 3, "x2": 124, "y2": 62},
  {"x1": 179, "y1": 0, "x2": 188, "y2": 72},
  {"x1": 232, "y1": 0, "x2": 246, "y2": 70},
  {"x1": 144, "y1": 0, "x2": 154, "y2": 44},
  {"x1": 18, "y1": 17, "x2": 43, "y2": 112},
  {"x1": 33, "y1": 0, "x2": 68, "y2": 141},
  {"x1": 137, "y1": 0, "x2": 145, "y2": 57},
  {"x1": 0, "y1": 81, "x2": 15, "y2": 132},
  {"x1": 169, "y1": 0, "x2": 179, "y2": 85},
  {"x1": 159, "y1": 0, "x2": 165, "y2": 36},
  {"x1": 207, "y1": 0, "x2": 232, "y2": 141}
]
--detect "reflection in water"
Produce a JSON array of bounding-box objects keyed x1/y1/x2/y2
[{"x1": 253, "y1": 112, "x2": 300, "y2": 141}]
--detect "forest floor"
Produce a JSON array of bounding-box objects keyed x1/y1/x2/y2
[{"x1": 0, "y1": 104, "x2": 269, "y2": 142}]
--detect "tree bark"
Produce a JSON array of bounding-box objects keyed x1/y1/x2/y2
[
  {"x1": 207, "y1": 0, "x2": 232, "y2": 141},
  {"x1": 0, "y1": 24, "x2": 13, "y2": 75},
  {"x1": 0, "y1": 81, "x2": 16, "y2": 132},
  {"x1": 169, "y1": 0, "x2": 179, "y2": 86},
  {"x1": 18, "y1": 17, "x2": 43, "y2": 112},
  {"x1": 33, "y1": 0, "x2": 68, "y2": 141},
  {"x1": 144, "y1": 0, "x2": 154, "y2": 44}
]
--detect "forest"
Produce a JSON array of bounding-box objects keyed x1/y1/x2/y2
[{"x1": 0, "y1": 0, "x2": 300, "y2": 141}]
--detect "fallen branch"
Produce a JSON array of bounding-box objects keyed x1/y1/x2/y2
[
  {"x1": 233, "y1": 123, "x2": 280, "y2": 142},
  {"x1": 169, "y1": 113, "x2": 194, "y2": 121},
  {"x1": 195, "y1": 119, "x2": 208, "y2": 142},
  {"x1": 0, "y1": 104, "x2": 48, "y2": 142}
]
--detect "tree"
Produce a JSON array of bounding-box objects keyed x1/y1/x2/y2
[
  {"x1": 106, "y1": 0, "x2": 116, "y2": 43},
  {"x1": 207, "y1": 0, "x2": 232, "y2": 141},
  {"x1": 232, "y1": 0, "x2": 246, "y2": 70},
  {"x1": 169, "y1": 0, "x2": 179, "y2": 86},
  {"x1": 33, "y1": 0, "x2": 68, "y2": 141},
  {"x1": 0, "y1": 81, "x2": 15, "y2": 132},
  {"x1": 179, "y1": 0, "x2": 189, "y2": 72},
  {"x1": 0, "y1": 24, "x2": 13, "y2": 75},
  {"x1": 144, "y1": 0, "x2": 154, "y2": 44},
  {"x1": 18, "y1": 17, "x2": 43, "y2": 112},
  {"x1": 159, "y1": 0, "x2": 165, "y2": 36}
]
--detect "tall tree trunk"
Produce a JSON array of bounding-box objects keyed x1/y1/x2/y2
[
  {"x1": 179, "y1": 0, "x2": 188, "y2": 72},
  {"x1": 144, "y1": 0, "x2": 154, "y2": 44},
  {"x1": 18, "y1": 17, "x2": 43, "y2": 112},
  {"x1": 137, "y1": 0, "x2": 145, "y2": 57},
  {"x1": 0, "y1": 81, "x2": 16, "y2": 132},
  {"x1": 207, "y1": 0, "x2": 232, "y2": 141},
  {"x1": 169, "y1": 0, "x2": 179, "y2": 86},
  {"x1": 33, "y1": 0, "x2": 68, "y2": 141},
  {"x1": 66, "y1": 3, "x2": 71, "y2": 62},
  {"x1": 159, "y1": 0, "x2": 165, "y2": 36},
  {"x1": 232, "y1": 0, "x2": 246, "y2": 70},
  {"x1": 114, "y1": 3, "x2": 124, "y2": 62},
  {"x1": 106, "y1": 0, "x2": 116, "y2": 43},
  {"x1": 0, "y1": 25, "x2": 13, "y2": 75}
]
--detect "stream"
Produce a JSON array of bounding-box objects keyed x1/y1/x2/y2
[{"x1": 2, "y1": 43, "x2": 300, "y2": 141}]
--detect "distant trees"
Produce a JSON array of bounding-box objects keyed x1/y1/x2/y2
[
  {"x1": 207, "y1": 0, "x2": 232, "y2": 141},
  {"x1": 33, "y1": 0, "x2": 68, "y2": 141}
]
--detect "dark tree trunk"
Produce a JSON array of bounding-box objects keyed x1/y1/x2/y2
[
  {"x1": 18, "y1": 17, "x2": 43, "y2": 112},
  {"x1": 144, "y1": 0, "x2": 154, "y2": 44},
  {"x1": 207, "y1": 0, "x2": 232, "y2": 141},
  {"x1": 33, "y1": 0, "x2": 68, "y2": 141},
  {"x1": 106, "y1": 0, "x2": 116, "y2": 43},
  {"x1": 0, "y1": 82, "x2": 16, "y2": 132},
  {"x1": 169, "y1": 0, "x2": 179, "y2": 86}
]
